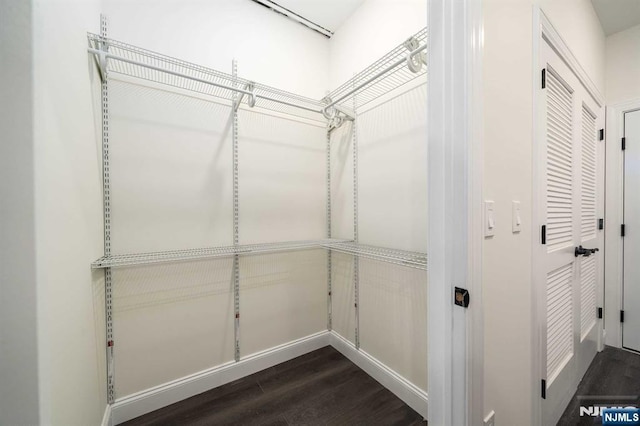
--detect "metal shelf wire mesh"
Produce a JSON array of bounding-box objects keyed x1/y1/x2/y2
[
  {"x1": 326, "y1": 27, "x2": 427, "y2": 111},
  {"x1": 92, "y1": 239, "x2": 427, "y2": 270},
  {"x1": 322, "y1": 241, "x2": 428, "y2": 271},
  {"x1": 91, "y1": 239, "x2": 351, "y2": 269},
  {"x1": 87, "y1": 34, "x2": 325, "y2": 122}
]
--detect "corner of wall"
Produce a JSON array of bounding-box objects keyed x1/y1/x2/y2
[{"x1": 32, "y1": 0, "x2": 107, "y2": 424}]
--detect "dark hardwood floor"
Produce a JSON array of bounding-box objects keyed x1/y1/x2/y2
[
  {"x1": 557, "y1": 346, "x2": 640, "y2": 425},
  {"x1": 122, "y1": 346, "x2": 426, "y2": 426}
]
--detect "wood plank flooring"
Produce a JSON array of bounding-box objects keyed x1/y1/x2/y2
[
  {"x1": 557, "y1": 346, "x2": 640, "y2": 425},
  {"x1": 121, "y1": 346, "x2": 427, "y2": 426}
]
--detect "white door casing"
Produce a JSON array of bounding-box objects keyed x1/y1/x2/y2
[
  {"x1": 603, "y1": 99, "x2": 640, "y2": 351},
  {"x1": 622, "y1": 110, "x2": 640, "y2": 353},
  {"x1": 536, "y1": 39, "x2": 604, "y2": 426}
]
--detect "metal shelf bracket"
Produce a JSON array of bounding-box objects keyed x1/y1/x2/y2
[
  {"x1": 234, "y1": 82, "x2": 256, "y2": 111},
  {"x1": 404, "y1": 36, "x2": 427, "y2": 73}
]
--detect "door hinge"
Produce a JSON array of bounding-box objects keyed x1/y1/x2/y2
[
  {"x1": 454, "y1": 287, "x2": 470, "y2": 308},
  {"x1": 599, "y1": 129, "x2": 604, "y2": 141},
  {"x1": 598, "y1": 218, "x2": 604, "y2": 230},
  {"x1": 541, "y1": 379, "x2": 547, "y2": 399},
  {"x1": 541, "y1": 68, "x2": 546, "y2": 89},
  {"x1": 598, "y1": 307, "x2": 603, "y2": 319},
  {"x1": 621, "y1": 310, "x2": 625, "y2": 323},
  {"x1": 622, "y1": 224, "x2": 626, "y2": 237},
  {"x1": 622, "y1": 137, "x2": 626, "y2": 150},
  {"x1": 541, "y1": 225, "x2": 547, "y2": 245}
]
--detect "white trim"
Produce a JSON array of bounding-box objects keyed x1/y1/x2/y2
[
  {"x1": 467, "y1": 0, "x2": 485, "y2": 423},
  {"x1": 426, "y1": 0, "x2": 454, "y2": 421},
  {"x1": 427, "y1": 0, "x2": 476, "y2": 424},
  {"x1": 112, "y1": 331, "x2": 330, "y2": 424},
  {"x1": 329, "y1": 331, "x2": 428, "y2": 420},
  {"x1": 539, "y1": 11, "x2": 604, "y2": 108},
  {"x1": 531, "y1": 10, "x2": 544, "y2": 426},
  {"x1": 110, "y1": 330, "x2": 431, "y2": 425},
  {"x1": 604, "y1": 99, "x2": 640, "y2": 348},
  {"x1": 101, "y1": 404, "x2": 112, "y2": 426}
]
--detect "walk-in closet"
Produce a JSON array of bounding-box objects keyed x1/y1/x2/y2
[
  {"x1": 85, "y1": 1, "x2": 430, "y2": 424},
  {"x1": 10, "y1": 0, "x2": 640, "y2": 425}
]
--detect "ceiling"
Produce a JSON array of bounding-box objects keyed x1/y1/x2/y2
[
  {"x1": 254, "y1": 0, "x2": 365, "y2": 35},
  {"x1": 591, "y1": 0, "x2": 640, "y2": 36}
]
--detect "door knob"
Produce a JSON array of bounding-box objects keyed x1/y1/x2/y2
[{"x1": 575, "y1": 245, "x2": 599, "y2": 257}]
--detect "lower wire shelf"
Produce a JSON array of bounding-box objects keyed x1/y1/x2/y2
[
  {"x1": 322, "y1": 241, "x2": 428, "y2": 270},
  {"x1": 91, "y1": 239, "x2": 428, "y2": 270},
  {"x1": 91, "y1": 239, "x2": 351, "y2": 269}
]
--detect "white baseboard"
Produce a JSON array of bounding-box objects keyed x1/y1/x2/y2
[
  {"x1": 112, "y1": 329, "x2": 429, "y2": 424},
  {"x1": 112, "y1": 330, "x2": 331, "y2": 424},
  {"x1": 329, "y1": 331, "x2": 429, "y2": 420},
  {"x1": 101, "y1": 404, "x2": 112, "y2": 426}
]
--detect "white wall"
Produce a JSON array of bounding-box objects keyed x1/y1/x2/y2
[
  {"x1": 32, "y1": 0, "x2": 107, "y2": 424},
  {"x1": 109, "y1": 82, "x2": 234, "y2": 253},
  {"x1": 0, "y1": 1, "x2": 40, "y2": 424},
  {"x1": 101, "y1": 0, "x2": 331, "y2": 399},
  {"x1": 328, "y1": 0, "x2": 428, "y2": 393},
  {"x1": 328, "y1": 0, "x2": 427, "y2": 90},
  {"x1": 104, "y1": 0, "x2": 330, "y2": 99},
  {"x1": 113, "y1": 258, "x2": 234, "y2": 396},
  {"x1": 606, "y1": 24, "x2": 640, "y2": 105},
  {"x1": 482, "y1": 1, "x2": 604, "y2": 424},
  {"x1": 109, "y1": 92, "x2": 328, "y2": 396},
  {"x1": 539, "y1": 0, "x2": 605, "y2": 91}
]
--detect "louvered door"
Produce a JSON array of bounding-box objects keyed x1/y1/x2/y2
[{"x1": 539, "y1": 39, "x2": 604, "y2": 426}]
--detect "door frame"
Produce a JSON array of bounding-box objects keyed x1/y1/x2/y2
[
  {"x1": 531, "y1": 8, "x2": 606, "y2": 426},
  {"x1": 427, "y1": 0, "x2": 484, "y2": 425},
  {"x1": 604, "y1": 99, "x2": 640, "y2": 350}
]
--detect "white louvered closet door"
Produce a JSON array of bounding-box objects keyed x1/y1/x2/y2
[{"x1": 539, "y1": 40, "x2": 604, "y2": 426}]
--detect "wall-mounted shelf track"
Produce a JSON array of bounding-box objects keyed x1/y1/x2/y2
[
  {"x1": 87, "y1": 34, "x2": 325, "y2": 122},
  {"x1": 324, "y1": 27, "x2": 427, "y2": 118},
  {"x1": 91, "y1": 239, "x2": 352, "y2": 269},
  {"x1": 322, "y1": 241, "x2": 428, "y2": 271}
]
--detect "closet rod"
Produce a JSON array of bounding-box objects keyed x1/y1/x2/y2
[
  {"x1": 87, "y1": 48, "x2": 323, "y2": 115},
  {"x1": 322, "y1": 43, "x2": 427, "y2": 114}
]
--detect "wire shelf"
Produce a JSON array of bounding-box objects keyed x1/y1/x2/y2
[
  {"x1": 322, "y1": 241, "x2": 428, "y2": 271},
  {"x1": 326, "y1": 27, "x2": 427, "y2": 111},
  {"x1": 91, "y1": 239, "x2": 351, "y2": 269},
  {"x1": 87, "y1": 34, "x2": 326, "y2": 122}
]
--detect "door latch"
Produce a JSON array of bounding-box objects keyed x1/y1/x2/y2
[
  {"x1": 575, "y1": 245, "x2": 599, "y2": 257},
  {"x1": 454, "y1": 287, "x2": 470, "y2": 308}
]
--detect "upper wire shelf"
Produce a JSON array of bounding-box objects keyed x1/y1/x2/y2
[
  {"x1": 325, "y1": 27, "x2": 427, "y2": 116},
  {"x1": 87, "y1": 34, "x2": 326, "y2": 122},
  {"x1": 323, "y1": 241, "x2": 428, "y2": 271},
  {"x1": 92, "y1": 239, "x2": 352, "y2": 269}
]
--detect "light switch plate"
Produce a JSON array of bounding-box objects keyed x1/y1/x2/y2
[
  {"x1": 484, "y1": 201, "x2": 495, "y2": 237},
  {"x1": 484, "y1": 410, "x2": 495, "y2": 426},
  {"x1": 512, "y1": 200, "x2": 522, "y2": 233}
]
